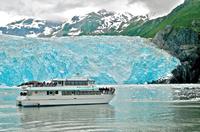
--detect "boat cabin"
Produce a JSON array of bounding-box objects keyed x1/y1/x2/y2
[
  {"x1": 18, "y1": 78, "x2": 95, "y2": 87},
  {"x1": 19, "y1": 87, "x2": 115, "y2": 97},
  {"x1": 52, "y1": 78, "x2": 95, "y2": 86}
]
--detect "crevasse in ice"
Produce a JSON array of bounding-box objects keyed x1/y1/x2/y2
[{"x1": 0, "y1": 35, "x2": 180, "y2": 86}]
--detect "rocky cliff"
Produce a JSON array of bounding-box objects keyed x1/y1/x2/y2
[{"x1": 152, "y1": 25, "x2": 200, "y2": 83}]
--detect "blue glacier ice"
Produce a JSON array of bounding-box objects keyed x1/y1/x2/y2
[{"x1": 0, "y1": 35, "x2": 180, "y2": 86}]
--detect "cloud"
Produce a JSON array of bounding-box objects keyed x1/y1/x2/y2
[
  {"x1": 0, "y1": 0, "x2": 184, "y2": 26},
  {"x1": 128, "y1": 0, "x2": 184, "y2": 17}
]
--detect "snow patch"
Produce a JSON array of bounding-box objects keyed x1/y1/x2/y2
[
  {"x1": 68, "y1": 28, "x2": 81, "y2": 36},
  {"x1": 43, "y1": 27, "x2": 53, "y2": 36},
  {"x1": 26, "y1": 33, "x2": 38, "y2": 38}
]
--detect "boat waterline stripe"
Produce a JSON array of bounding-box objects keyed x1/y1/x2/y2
[{"x1": 23, "y1": 97, "x2": 111, "y2": 101}]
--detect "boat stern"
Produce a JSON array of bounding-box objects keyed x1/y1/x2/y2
[{"x1": 16, "y1": 96, "x2": 27, "y2": 106}]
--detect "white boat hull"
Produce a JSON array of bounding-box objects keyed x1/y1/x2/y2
[{"x1": 17, "y1": 94, "x2": 114, "y2": 107}]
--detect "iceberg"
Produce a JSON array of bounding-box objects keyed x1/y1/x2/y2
[{"x1": 0, "y1": 35, "x2": 180, "y2": 86}]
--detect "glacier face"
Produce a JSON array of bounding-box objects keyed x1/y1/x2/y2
[{"x1": 0, "y1": 35, "x2": 180, "y2": 86}]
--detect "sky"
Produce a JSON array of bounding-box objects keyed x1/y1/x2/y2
[{"x1": 0, "y1": 0, "x2": 184, "y2": 26}]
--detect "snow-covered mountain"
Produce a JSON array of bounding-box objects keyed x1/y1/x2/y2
[
  {"x1": 0, "y1": 10, "x2": 148, "y2": 37},
  {"x1": 55, "y1": 9, "x2": 148, "y2": 36},
  {"x1": 0, "y1": 18, "x2": 62, "y2": 37}
]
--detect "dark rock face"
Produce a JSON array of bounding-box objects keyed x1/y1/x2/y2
[{"x1": 152, "y1": 25, "x2": 200, "y2": 83}]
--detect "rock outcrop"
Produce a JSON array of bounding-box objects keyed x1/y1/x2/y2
[{"x1": 152, "y1": 25, "x2": 200, "y2": 83}]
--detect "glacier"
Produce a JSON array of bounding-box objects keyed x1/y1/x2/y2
[{"x1": 0, "y1": 35, "x2": 180, "y2": 86}]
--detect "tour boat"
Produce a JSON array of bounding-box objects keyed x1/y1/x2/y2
[{"x1": 16, "y1": 77, "x2": 115, "y2": 107}]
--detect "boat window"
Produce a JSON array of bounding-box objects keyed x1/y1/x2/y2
[
  {"x1": 75, "y1": 91, "x2": 80, "y2": 95},
  {"x1": 27, "y1": 91, "x2": 32, "y2": 96},
  {"x1": 20, "y1": 92, "x2": 27, "y2": 96},
  {"x1": 63, "y1": 81, "x2": 91, "y2": 86},
  {"x1": 47, "y1": 91, "x2": 58, "y2": 95},
  {"x1": 65, "y1": 81, "x2": 69, "y2": 85},
  {"x1": 61, "y1": 90, "x2": 102, "y2": 95},
  {"x1": 62, "y1": 91, "x2": 71, "y2": 95},
  {"x1": 89, "y1": 81, "x2": 95, "y2": 84},
  {"x1": 52, "y1": 82, "x2": 57, "y2": 86},
  {"x1": 80, "y1": 81, "x2": 83, "y2": 85},
  {"x1": 80, "y1": 81, "x2": 85, "y2": 85}
]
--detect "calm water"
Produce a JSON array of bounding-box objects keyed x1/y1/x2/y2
[{"x1": 0, "y1": 86, "x2": 200, "y2": 132}]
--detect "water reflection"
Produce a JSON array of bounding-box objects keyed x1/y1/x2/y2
[
  {"x1": 1, "y1": 86, "x2": 200, "y2": 131},
  {"x1": 17, "y1": 105, "x2": 115, "y2": 131}
]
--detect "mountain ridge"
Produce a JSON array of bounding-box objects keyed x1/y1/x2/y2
[
  {"x1": 0, "y1": 10, "x2": 148, "y2": 37},
  {"x1": 122, "y1": 0, "x2": 200, "y2": 37},
  {"x1": 0, "y1": 18, "x2": 62, "y2": 37},
  {"x1": 0, "y1": 0, "x2": 199, "y2": 38}
]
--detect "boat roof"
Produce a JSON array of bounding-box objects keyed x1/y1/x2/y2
[
  {"x1": 18, "y1": 77, "x2": 95, "y2": 87},
  {"x1": 52, "y1": 77, "x2": 94, "y2": 81}
]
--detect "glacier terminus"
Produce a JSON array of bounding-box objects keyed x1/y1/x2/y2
[{"x1": 0, "y1": 35, "x2": 179, "y2": 86}]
